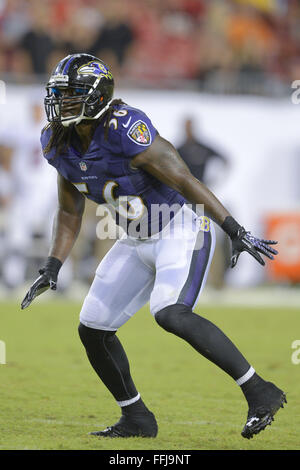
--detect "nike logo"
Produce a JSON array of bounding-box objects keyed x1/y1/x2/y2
[
  {"x1": 246, "y1": 417, "x2": 259, "y2": 426},
  {"x1": 122, "y1": 117, "x2": 132, "y2": 128}
]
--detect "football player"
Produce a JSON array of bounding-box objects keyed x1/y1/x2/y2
[{"x1": 21, "y1": 54, "x2": 286, "y2": 440}]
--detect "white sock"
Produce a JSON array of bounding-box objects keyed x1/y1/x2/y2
[
  {"x1": 117, "y1": 393, "x2": 141, "y2": 408},
  {"x1": 236, "y1": 366, "x2": 255, "y2": 386}
]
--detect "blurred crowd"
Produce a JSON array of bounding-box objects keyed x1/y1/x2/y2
[
  {"x1": 0, "y1": 0, "x2": 299, "y2": 294},
  {"x1": 0, "y1": 0, "x2": 299, "y2": 91}
]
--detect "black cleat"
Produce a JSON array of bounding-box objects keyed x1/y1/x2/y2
[
  {"x1": 89, "y1": 412, "x2": 158, "y2": 438},
  {"x1": 241, "y1": 382, "x2": 287, "y2": 439}
]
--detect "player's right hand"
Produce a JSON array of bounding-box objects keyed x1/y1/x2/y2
[
  {"x1": 21, "y1": 269, "x2": 57, "y2": 310},
  {"x1": 21, "y1": 256, "x2": 62, "y2": 310}
]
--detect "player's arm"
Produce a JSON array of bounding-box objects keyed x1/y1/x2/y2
[
  {"x1": 49, "y1": 173, "x2": 85, "y2": 262},
  {"x1": 132, "y1": 135, "x2": 230, "y2": 225},
  {"x1": 131, "y1": 135, "x2": 278, "y2": 267},
  {"x1": 21, "y1": 174, "x2": 85, "y2": 309}
]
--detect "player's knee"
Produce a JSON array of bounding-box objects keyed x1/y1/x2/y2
[
  {"x1": 154, "y1": 303, "x2": 192, "y2": 334},
  {"x1": 78, "y1": 322, "x2": 115, "y2": 350}
]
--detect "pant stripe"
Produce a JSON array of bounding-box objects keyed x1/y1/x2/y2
[{"x1": 177, "y1": 229, "x2": 212, "y2": 307}]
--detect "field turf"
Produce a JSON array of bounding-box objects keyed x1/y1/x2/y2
[{"x1": 0, "y1": 299, "x2": 299, "y2": 451}]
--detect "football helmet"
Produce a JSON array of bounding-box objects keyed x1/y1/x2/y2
[{"x1": 44, "y1": 53, "x2": 114, "y2": 127}]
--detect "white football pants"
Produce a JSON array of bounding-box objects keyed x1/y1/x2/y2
[{"x1": 80, "y1": 205, "x2": 216, "y2": 331}]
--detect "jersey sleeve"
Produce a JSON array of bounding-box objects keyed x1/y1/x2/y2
[{"x1": 120, "y1": 109, "x2": 158, "y2": 158}]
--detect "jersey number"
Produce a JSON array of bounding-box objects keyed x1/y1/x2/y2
[
  {"x1": 72, "y1": 180, "x2": 145, "y2": 221},
  {"x1": 102, "y1": 181, "x2": 145, "y2": 220}
]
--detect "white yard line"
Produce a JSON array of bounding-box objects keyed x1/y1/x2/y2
[
  {"x1": 2, "y1": 284, "x2": 299, "y2": 308},
  {"x1": 25, "y1": 418, "x2": 106, "y2": 427}
]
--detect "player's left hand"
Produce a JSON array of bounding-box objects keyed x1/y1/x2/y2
[{"x1": 231, "y1": 227, "x2": 278, "y2": 268}]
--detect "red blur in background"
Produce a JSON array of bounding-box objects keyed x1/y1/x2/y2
[{"x1": 265, "y1": 213, "x2": 300, "y2": 283}]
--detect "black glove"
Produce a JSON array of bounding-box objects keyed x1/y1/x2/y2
[
  {"x1": 21, "y1": 257, "x2": 62, "y2": 310},
  {"x1": 222, "y1": 216, "x2": 278, "y2": 268}
]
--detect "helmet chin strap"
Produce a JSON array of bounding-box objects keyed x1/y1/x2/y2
[
  {"x1": 61, "y1": 107, "x2": 85, "y2": 127},
  {"x1": 61, "y1": 99, "x2": 113, "y2": 127}
]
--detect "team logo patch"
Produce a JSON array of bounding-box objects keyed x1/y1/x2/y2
[
  {"x1": 78, "y1": 61, "x2": 113, "y2": 80},
  {"x1": 127, "y1": 120, "x2": 151, "y2": 146},
  {"x1": 79, "y1": 161, "x2": 87, "y2": 172}
]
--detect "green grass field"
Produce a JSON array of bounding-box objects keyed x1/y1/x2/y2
[{"x1": 1, "y1": 299, "x2": 299, "y2": 450}]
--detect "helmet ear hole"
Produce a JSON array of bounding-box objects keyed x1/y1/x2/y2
[{"x1": 86, "y1": 90, "x2": 99, "y2": 106}]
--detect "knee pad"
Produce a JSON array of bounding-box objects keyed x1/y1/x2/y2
[{"x1": 155, "y1": 303, "x2": 193, "y2": 334}]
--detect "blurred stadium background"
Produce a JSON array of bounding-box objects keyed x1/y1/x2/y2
[
  {"x1": 1, "y1": 0, "x2": 300, "y2": 452},
  {"x1": 0, "y1": 0, "x2": 300, "y2": 305}
]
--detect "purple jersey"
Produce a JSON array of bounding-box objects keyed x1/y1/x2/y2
[{"x1": 41, "y1": 103, "x2": 186, "y2": 237}]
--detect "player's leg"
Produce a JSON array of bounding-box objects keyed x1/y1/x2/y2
[
  {"x1": 150, "y1": 217, "x2": 250, "y2": 375},
  {"x1": 152, "y1": 220, "x2": 252, "y2": 381},
  {"x1": 78, "y1": 236, "x2": 157, "y2": 437},
  {"x1": 150, "y1": 207, "x2": 286, "y2": 438}
]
